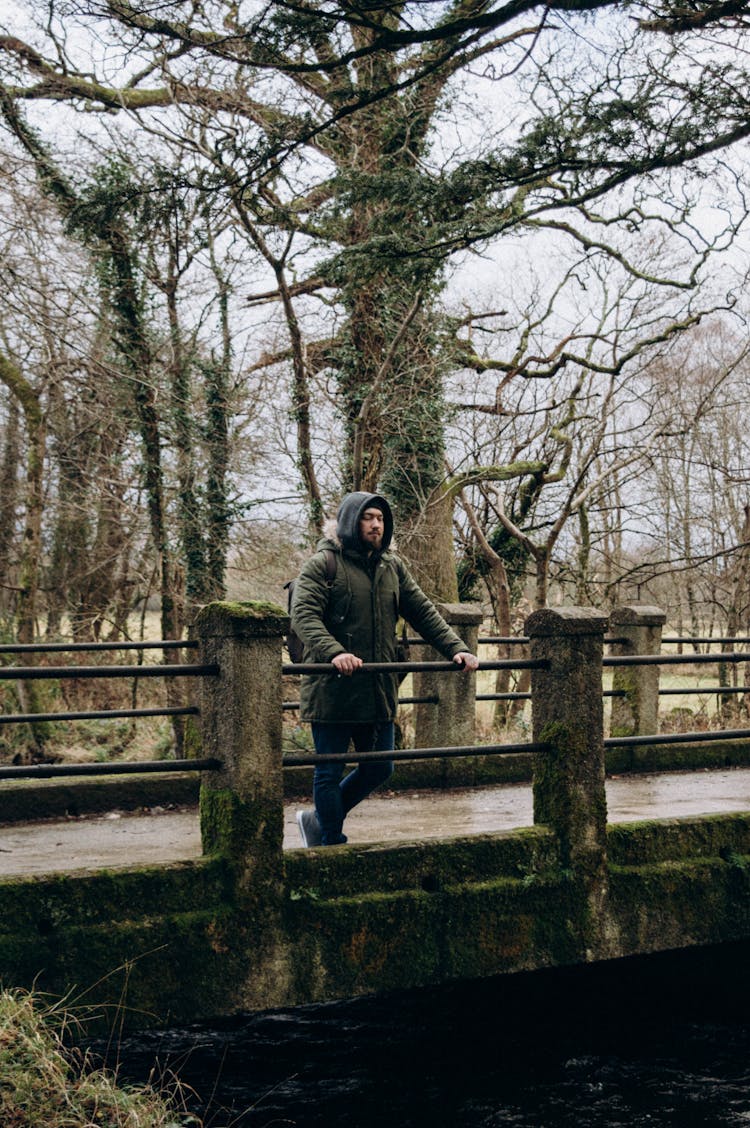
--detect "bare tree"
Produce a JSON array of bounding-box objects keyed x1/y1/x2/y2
[{"x1": 3, "y1": 0, "x2": 749, "y2": 600}]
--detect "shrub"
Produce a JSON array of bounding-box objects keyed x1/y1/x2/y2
[{"x1": 0, "y1": 988, "x2": 198, "y2": 1127}]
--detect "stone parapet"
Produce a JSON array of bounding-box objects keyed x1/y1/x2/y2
[
  {"x1": 609, "y1": 603, "x2": 667, "y2": 751},
  {"x1": 411, "y1": 603, "x2": 483, "y2": 786},
  {"x1": 195, "y1": 600, "x2": 288, "y2": 900},
  {"x1": 527, "y1": 605, "x2": 610, "y2": 952}
]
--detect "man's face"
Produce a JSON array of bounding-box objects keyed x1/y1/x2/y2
[{"x1": 359, "y1": 507, "x2": 385, "y2": 551}]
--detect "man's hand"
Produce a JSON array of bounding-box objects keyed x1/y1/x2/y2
[
  {"x1": 453, "y1": 651, "x2": 479, "y2": 671},
  {"x1": 332, "y1": 652, "x2": 363, "y2": 676}
]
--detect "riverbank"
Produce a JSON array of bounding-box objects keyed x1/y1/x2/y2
[{"x1": 0, "y1": 988, "x2": 194, "y2": 1126}]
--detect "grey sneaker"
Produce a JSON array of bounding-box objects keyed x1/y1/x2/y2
[{"x1": 296, "y1": 808, "x2": 323, "y2": 848}]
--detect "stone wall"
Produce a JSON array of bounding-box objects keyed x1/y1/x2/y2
[{"x1": 0, "y1": 601, "x2": 749, "y2": 1031}]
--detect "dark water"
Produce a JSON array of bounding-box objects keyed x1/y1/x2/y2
[{"x1": 94, "y1": 943, "x2": 750, "y2": 1127}]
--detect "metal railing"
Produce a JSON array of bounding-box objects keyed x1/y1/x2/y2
[
  {"x1": 281, "y1": 656, "x2": 547, "y2": 713},
  {"x1": 406, "y1": 634, "x2": 630, "y2": 646},
  {"x1": 662, "y1": 636, "x2": 750, "y2": 645},
  {"x1": 0, "y1": 639, "x2": 215, "y2": 726},
  {"x1": 281, "y1": 646, "x2": 750, "y2": 710},
  {"x1": 0, "y1": 757, "x2": 221, "y2": 781},
  {"x1": 2, "y1": 628, "x2": 749, "y2": 777},
  {"x1": 603, "y1": 652, "x2": 750, "y2": 667},
  {"x1": 0, "y1": 639, "x2": 221, "y2": 781},
  {"x1": 282, "y1": 657, "x2": 547, "y2": 676},
  {"x1": 0, "y1": 640, "x2": 199, "y2": 654},
  {"x1": 603, "y1": 650, "x2": 750, "y2": 709},
  {"x1": 605, "y1": 728, "x2": 750, "y2": 749},
  {"x1": 283, "y1": 741, "x2": 547, "y2": 766},
  {"x1": 0, "y1": 662, "x2": 217, "y2": 681},
  {"x1": 0, "y1": 706, "x2": 199, "y2": 725},
  {"x1": 658, "y1": 686, "x2": 749, "y2": 696}
]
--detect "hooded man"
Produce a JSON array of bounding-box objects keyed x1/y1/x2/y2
[{"x1": 290, "y1": 491, "x2": 479, "y2": 847}]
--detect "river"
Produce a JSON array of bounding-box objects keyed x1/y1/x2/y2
[{"x1": 95, "y1": 940, "x2": 750, "y2": 1126}]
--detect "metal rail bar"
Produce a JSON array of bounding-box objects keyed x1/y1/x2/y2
[
  {"x1": 283, "y1": 658, "x2": 548, "y2": 675},
  {"x1": 433, "y1": 687, "x2": 745, "y2": 705},
  {"x1": 286, "y1": 680, "x2": 748, "y2": 702},
  {"x1": 5, "y1": 635, "x2": 750, "y2": 657},
  {"x1": 0, "y1": 663, "x2": 218, "y2": 681},
  {"x1": 404, "y1": 636, "x2": 532, "y2": 647},
  {"x1": 604, "y1": 728, "x2": 750, "y2": 749},
  {"x1": 282, "y1": 694, "x2": 443, "y2": 710},
  {"x1": 604, "y1": 652, "x2": 750, "y2": 668},
  {"x1": 476, "y1": 692, "x2": 532, "y2": 702},
  {"x1": 0, "y1": 640, "x2": 198, "y2": 654},
  {"x1": 662, "y1": 636, "x2": 750, "y2": 645},
  {"x1": 0, "y1": 757, "x2": 221, "y2": 781},
  {"x1": 0, "y1": 706, "x2": 199, "y2": 725},
  {"x1": 476, "y1": 636, "x2": 529, "y2": 645},
  {"x1": 410, "y1": 635, "x2": 627, "y2": 646},
  {"x1": 283, "y1": 741, "x2": 547, "y2": 766},
  {"x1": 658, "y1": 686, "x2": 749, "y2": 696}
]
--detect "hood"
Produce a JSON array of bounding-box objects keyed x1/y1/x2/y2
[{"x1": 335, "y1": 491, "x2": 394, "y2": 553}]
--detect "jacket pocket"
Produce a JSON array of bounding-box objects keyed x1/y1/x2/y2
[{"x1": 326, "y1": 589, "x2": 351, "y2": 627}]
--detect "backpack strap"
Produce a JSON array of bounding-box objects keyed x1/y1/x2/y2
[{"x1": 323, "y1": 548, "x2": 337, "y2": 586}]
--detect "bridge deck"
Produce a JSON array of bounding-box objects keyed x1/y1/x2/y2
[{"x1": 1, "y1": 766, "x2": 750, "y2": 878}]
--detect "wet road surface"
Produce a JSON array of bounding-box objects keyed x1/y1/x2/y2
[{"x1": 1, "y1": 766, "x2": 750, "y2": 877}]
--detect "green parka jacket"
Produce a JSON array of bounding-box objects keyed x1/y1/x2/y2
[{"x1": 290, "y1": 492, "x2": 469, "y2": 723}]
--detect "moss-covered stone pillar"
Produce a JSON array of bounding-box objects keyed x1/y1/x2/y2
[
  {"x1": 412, "y1": 603, "x2": 483, "y2": 760},
  {"x1": 527, "y1": 606, "x2": 610, "y2": 954},
  {"x1": 195, "y1": 601, "x2": 289, "y2": 899},
  {"x1": 609, "y1": 605, "x2": 666, "y2": 754}
]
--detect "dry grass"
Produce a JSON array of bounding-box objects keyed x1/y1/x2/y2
[
  {"x1": 0, "y1": 988, "x2": 199, "y2": 1127},
  {"x1": 0, "y1": 613, "x2": 190, "y2": 765}
]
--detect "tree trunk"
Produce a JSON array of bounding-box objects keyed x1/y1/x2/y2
[
  {"x1": 203, "y1": 239, "x2": 233, "y2": 600},
  {"x1": 0, "y1": 395, "x2": 20, "y2": 615},
  {"x1": 0, "y1": 351, "x2": 50, "y2": 759},
  {"x1": 534, "y1": 547, "x2": 549, "y2": 610},
  {"x1": 107, "y1": 228, "x2": 184, "y2": 755},
  {"x1": 396, "y1": 483, "x2": 458, "y2": 602}
]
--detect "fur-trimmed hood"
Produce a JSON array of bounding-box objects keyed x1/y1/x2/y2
[{"x1": 321, "y1": 492, "x2": 394, "y2": 553}]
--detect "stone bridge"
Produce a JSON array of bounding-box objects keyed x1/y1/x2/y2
[{"x1": 0, "y1": 602, "x2": 748, "y2": 1031}]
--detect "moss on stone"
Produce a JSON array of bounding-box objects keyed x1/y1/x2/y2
[
  {"x1": 0, "y1": 858, "x2": 229, "y2": 934},
  {"x1": 204, "y1": 599, "x2": 284, "y2": 618},
  {"x1": 200, "y1": 787, "x2": 281, "y2": 865},
  {"x1": 0, "y1": 903, "x2": 247, "y2": 1033},
  {"x1": 607, "y1": 813, "x2": 750, "y2": 867},
  {"x1": 196, "y1": 599, "x2": 287, "y2": 627},
  {"x1": 606, "y1": 741, "x2": 750, "y2": 775},
  {"x1": 609, "y1": 668, "x2": 639, "y2": 737},
  {"x1": 284, "y1": 867, "x2": 582, "y2": 998},
  {"x1": 607, "y1": 855, "x2": 750, "y2": 956},
  {"x1": 2, "y1": 799, "x2": 750, "y2": 1031},
  {"x1": 534, "y1": 722, "x2": 606, "y2": 867},
  {"x1": 285, "y1": 827, "x2": 560, "y2": 902},
  {"x1": 182, "y1": 714, "x2": 202, "y2": 759}
]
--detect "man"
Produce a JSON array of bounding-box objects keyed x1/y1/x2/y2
[{"x1": 290, "y1": 491, "x2": 479, "y2": 847}]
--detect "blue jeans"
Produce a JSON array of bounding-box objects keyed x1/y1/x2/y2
[{"x1": 311, "y1": 722, "x2": 394, "y2": 845}]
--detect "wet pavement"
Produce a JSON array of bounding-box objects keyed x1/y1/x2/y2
[{"x1": 1, "y1": 767, "x2": 750, "y2": 877}]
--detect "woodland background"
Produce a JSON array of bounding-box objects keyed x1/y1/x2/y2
[{"x1": 1, "y1": 0, "x2": 750, "y2": 761}]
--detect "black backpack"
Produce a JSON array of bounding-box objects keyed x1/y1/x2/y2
[{"x1": 284, "y1": 549, "x2": 337, "y2": 662}]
